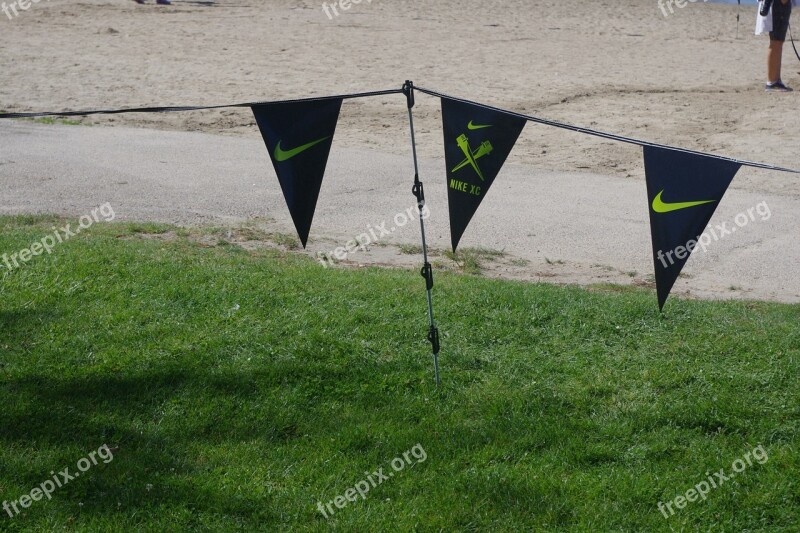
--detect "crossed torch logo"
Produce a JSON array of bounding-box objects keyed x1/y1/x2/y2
[{"x1": 452, "y1": 133, "x2": 493, "y2": 181}]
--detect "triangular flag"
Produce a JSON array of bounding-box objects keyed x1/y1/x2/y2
[
  {"x1": 251, "y1": 99, "x2": 343, "y2": 247},
  {"x1": 643, "y1": 146, "x2": 742, "y2": 310},
  {"x1": 441, "y1": 97, "x2": 526, "y2": 251}
]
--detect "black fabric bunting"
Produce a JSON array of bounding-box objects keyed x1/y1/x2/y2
[
  {"x1": 251, "y1": 99, "x2": 343, "y2": 247},
  {"x1": 440, "y1": 97, "x2": 526, "y2": 251},
  {"x1": 3, "y1": 84, "x2": 798, "y2": 311},
  {"x1": 643, "y1": 146, "x2": 742, "y2": 310}
]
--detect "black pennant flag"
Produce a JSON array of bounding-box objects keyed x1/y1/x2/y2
[
  {"x1": 643, "y1": 146, "x2": 742, "y2": 310},
  {"x1": 441, "y1": 97, "x2": 526, "y2": 251},
  {"x1": 251, "y1": 99, "x2": 343, "y2": 247}
]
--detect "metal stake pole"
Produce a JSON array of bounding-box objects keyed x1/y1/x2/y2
[{"x1": 402, "y1": 80, "x2": 441, "y2": 387}]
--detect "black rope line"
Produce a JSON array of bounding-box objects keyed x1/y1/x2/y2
[
  {"x1": 414, "y1": 86, "x2": 800, "y2": 174},
  {"x1": 791, "y1": 23, "x2": 800, "y2": 63},
  {"x1": 1, "y1": 82, "x2": 797, "y2": 175},
  {"x1": 0, "y1": 88, "x2": 404, "y2": 119}
]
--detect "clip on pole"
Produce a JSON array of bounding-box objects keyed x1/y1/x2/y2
[
  {"x1": 403, "y1": 80, "x2": 441, "y2": 386},
  {"x1": 403, "y1": 79, "x2": 415, "y2": 109}
]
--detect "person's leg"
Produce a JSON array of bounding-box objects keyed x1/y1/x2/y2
[
  {"x1": 766, "y1": 0, "x2": 791, "y2": 85},
  {"x1": 767, "y1": 39, "x2": 784, "y2": 84}
]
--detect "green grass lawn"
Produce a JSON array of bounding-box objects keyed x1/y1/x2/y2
[{"x1": 1, "y1": 215, "x2": 798, "y2": 532}]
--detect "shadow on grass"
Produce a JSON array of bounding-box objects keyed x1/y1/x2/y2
[{"x1": 0, "y1": 367, "x2": 329, "y2": 526}]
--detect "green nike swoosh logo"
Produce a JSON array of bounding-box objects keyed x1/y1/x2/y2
[
  {"x1": 652, "y1": 190, "x2": 716, "y2": 213},
  {"x1": 274, "y1": 136, "x2": 330, "y2": 162},
  {"x1": 467, "y1": 121, "x2": 492, "y2": 130}
]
